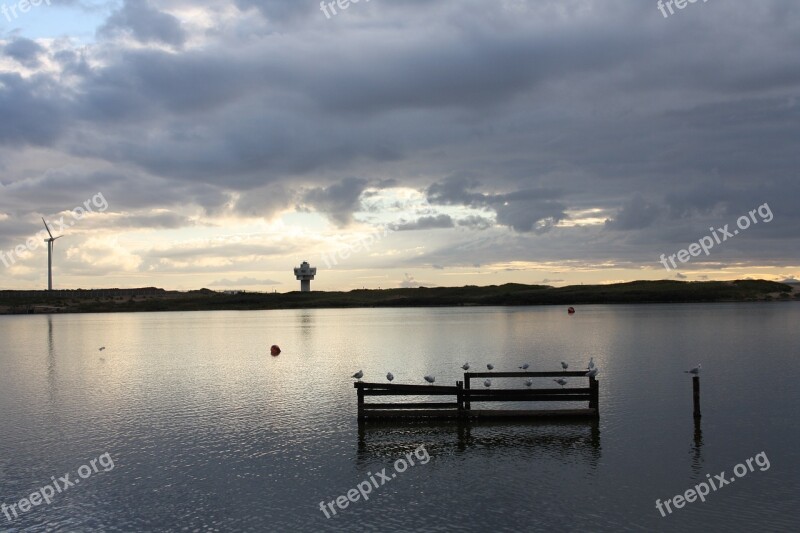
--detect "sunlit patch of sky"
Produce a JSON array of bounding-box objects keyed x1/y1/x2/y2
[{"x1": 0, "y1": 1, "x2": 118, "y2": 41}]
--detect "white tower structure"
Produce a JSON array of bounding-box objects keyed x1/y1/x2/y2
[{"x1": 294, "y1": 261, "x2": 317, "y2": 292}]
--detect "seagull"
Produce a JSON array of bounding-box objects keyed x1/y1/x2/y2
[
  {"x1": 424, "y1": 375, "x2": 436, "y2": 384},
  {"x1": 587, "y1": 357, "x2": 594, "y2": 370},
  {"x1": 553, "y1": 378, "x2": 568, "y2": 388},
  {"x1": 487, "y1": 364, "x2": 494, "y2": 371},
  {"x1": 352, "y1": 370, "x2": 364, "y2": 381},
  {"x1": 99, "y1": 347, "x2": 106, "y2": 351},
  {"x1": 519, "y1": 363, "x2": 530, "y2": 370},
  {"x1": 386, "y1": 372, "x2": 394, "y2": 382},
  {"x1": 561, "y1": 361, "x2": 569, "y2": 371},
  {"x1": 685, "y1": 364, "x2": 701, "y2": 375},
  {"x1": 461, "y1": 363, "x2": 470, "y2": 371},
  {"x1": 484, "y1": 379, "x2": 492, "y2": 388},
  {"x1": 586, "y1": 367, "x2": 599, "y2": 378},
  {"x1": 525, "y1": 378, "x2": 533, "y2": 387}
]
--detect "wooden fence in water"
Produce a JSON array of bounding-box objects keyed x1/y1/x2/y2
[{"x1": 355, "y1": 371, "x2": 599, "y2": 420}]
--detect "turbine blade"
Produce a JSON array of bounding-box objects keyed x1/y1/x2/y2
[{"x1": 42, "y1": 217, "x2": 53, "y2": 238}]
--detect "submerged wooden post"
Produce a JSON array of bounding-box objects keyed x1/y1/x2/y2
[
  {"x1": 692, "y1": 376, "x2": 701, "y2": 419},
  {"x1": 589, "y1": 376, "x2": 599, "y2": 417}
]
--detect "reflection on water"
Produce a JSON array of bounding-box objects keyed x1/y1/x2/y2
[
  {"x1": 1, "y1": 304, "x2": 799, "y2": 532},
  {"x1": 357, "y1": 419, "x2": 601, "y2": 467}
]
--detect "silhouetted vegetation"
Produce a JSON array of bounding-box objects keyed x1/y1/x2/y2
[{"x1": 0, "y1": 280, "x2": 793, "y2": 314}]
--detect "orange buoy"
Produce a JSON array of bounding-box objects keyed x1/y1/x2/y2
[
  {"x1": 568, "y1": 307, "x2": 576, "y2": 314},
  {"x1": 270, "y1": 345, "x2": 281, "y2": 356}
]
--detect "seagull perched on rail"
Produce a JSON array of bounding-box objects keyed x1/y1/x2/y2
[
  {"x1": 519, "y1": 363, "x2": 530, "y2": 370},
  {"x1": 587, "y1": 357, "x2": 594, "y2": 370},
  {"x1": 685, "y1": 364, "x2": 701, "y2": 375},
  {"x1": 554, "y1": 378, "x2": 568, "y2": 388},
  {"x1": 487, "y1": 364, "x2": 494, "y2": 371},
  {"x1": 484, "y1": 379, "x2": 492, "y2": 388},
  {"x1": 586, "y1": 368, "x2": 599, "y2": 378},
  {"x1": 561, "y1": 361, "x2": 569, "y2": 371},
  {"x1": 424, "y1": 375, "x2": 436, "y2": 384},
  {"x1": 461, "y1": 363, "x2": 470, "y2": 371},
  {"x1": 386, "y1": 372, "x2": 394, "y2": 382},
  {"x1": 352, "y1": 370, "x2": 364, "y2": 381}
]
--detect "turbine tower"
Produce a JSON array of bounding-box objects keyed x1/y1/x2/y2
[
  {"x1": 294, "y1": 261, "x2": 316, "y2": 292},
  {"x1": 42, "y1": 217, "x2": 62, "y2": 291}
]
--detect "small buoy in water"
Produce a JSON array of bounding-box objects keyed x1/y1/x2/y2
[
  {"x1": 270, "y1": 345, "x2": 281, "y2": 356},
  {"x1": 568, "y1": 307, "x2": 576, "y2": 314}
]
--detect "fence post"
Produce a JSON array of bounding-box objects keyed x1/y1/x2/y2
[
  {"x1": 589, "y1": 376, "x2": 599, "y2": 417},
  {"x1": 693, "y1": 376, "x2": 701, "y2": 419},
  {"x1": 456, "y1": 381, "x2": 464, "y2": 413},
  {"x1": 356, "y1": 383, "x2": 365, "y2": 420},
  {"x1": 463, "y1": 374, "x2": 471, "y2": 411}
]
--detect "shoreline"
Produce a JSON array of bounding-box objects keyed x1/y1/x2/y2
[{"x1": 0, "y1": 280, "x2": 796, "y2": 315}]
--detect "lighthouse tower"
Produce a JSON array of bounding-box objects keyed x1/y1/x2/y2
[{"x1": 294, "y1": 261, "x2": 317, "y2": 292}]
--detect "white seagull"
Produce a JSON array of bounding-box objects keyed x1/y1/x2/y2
[
  {"x1": 685, "y1": 364, "x2": 702, "y2": 375},
  {"x1": 525, "y1": 378, "x2": 533, "y2": 387},
  {"x1": 424, "y1": 375, "x2": 436, "y2": 384},
  {"x1": 461, "y1": 363, "x2": 470, "y2": 371},
  {"x1": 519, "y1": 363, "x2": 530, "y2": 370},
  {"x1": 484, "y1": 379, "x2": 492, "y2": 388},
  {"x1": 553, "y1": 378, "x2": 568, "y2": 388},
  {"x1": 587, "y1": 357, "x2": 594, "y2": 370},
  {"x1": 487, "y1": 364, "x2": 494, "y2": 371},
  {"x1": 352, "y1": 370, "x2": 364, "y2": 381},
  {"x1": 586, "y1": 367, "x2": 599, "y2": 378},
  {"x1": 386, "y1": 372, "x2": 394, "y2": 382},
  {"x1": 561, "y1": 361, "x2": 569, "y2": 371}
]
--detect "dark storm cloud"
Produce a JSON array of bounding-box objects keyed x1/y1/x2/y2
[{"x1": 605, "y1": 195, "x2": 662, "y2": 231}]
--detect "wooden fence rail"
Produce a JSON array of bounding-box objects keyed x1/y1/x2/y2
[{"x1": 355, "y1": 371, "x2": 599, "y2": 420}]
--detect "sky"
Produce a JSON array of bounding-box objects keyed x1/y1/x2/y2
[{"x1": 0, "y1": 0, "x2": 798, "y2": 292}]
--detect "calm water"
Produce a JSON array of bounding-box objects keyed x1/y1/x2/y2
[{"x1": 1, "y1": 304, "x2": 798, "y2": 532}]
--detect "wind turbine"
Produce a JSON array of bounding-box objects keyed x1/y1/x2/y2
[{"x1": 42, "y1": 217, "x2": 62, "y2": 291}]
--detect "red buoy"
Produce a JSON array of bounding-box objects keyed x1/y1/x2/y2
[
  {"x1": 270, "y1": 345, "x2": 281, "y2": 356},
  {"x1": 568, "y1": 307, "x2": 575, "y2": 314}
]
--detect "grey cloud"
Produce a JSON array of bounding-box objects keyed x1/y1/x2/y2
[
  {"x1": 605, "y1": 195, "x2": 662, "y2": 231},
  {"x1": 392, "y1": 214, "x2": 454, "y2": 231},
  {"x1": 98, "y1": 0, "x2": 187, "y2": 47},
  {"x1": 302, "y1": 178, "x2": 369, "y2": 226},
  {"x1": 3, "y1": 37, "x2": 45, "y2": 68}
]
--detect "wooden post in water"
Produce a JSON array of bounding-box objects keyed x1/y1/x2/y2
[
  {"x1": 463, "y1": 374, "x2": 471, "y2": 411},
  {"x1": 692, "y1": 376, "x2": 701, "y2": 419},
  {"x1": 356, "y1": 383, "x2": 365, "y2": 420},
  {"x1": 589, "y1": 376, "x2": 599, "y2": 417},
  {"x1": 456, "y1": 381, "x2": 464, "y2": 412}
]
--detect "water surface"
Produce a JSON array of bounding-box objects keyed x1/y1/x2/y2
[{"x1": 1, "y1": 304, "x2": 798, "y2": 531}]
